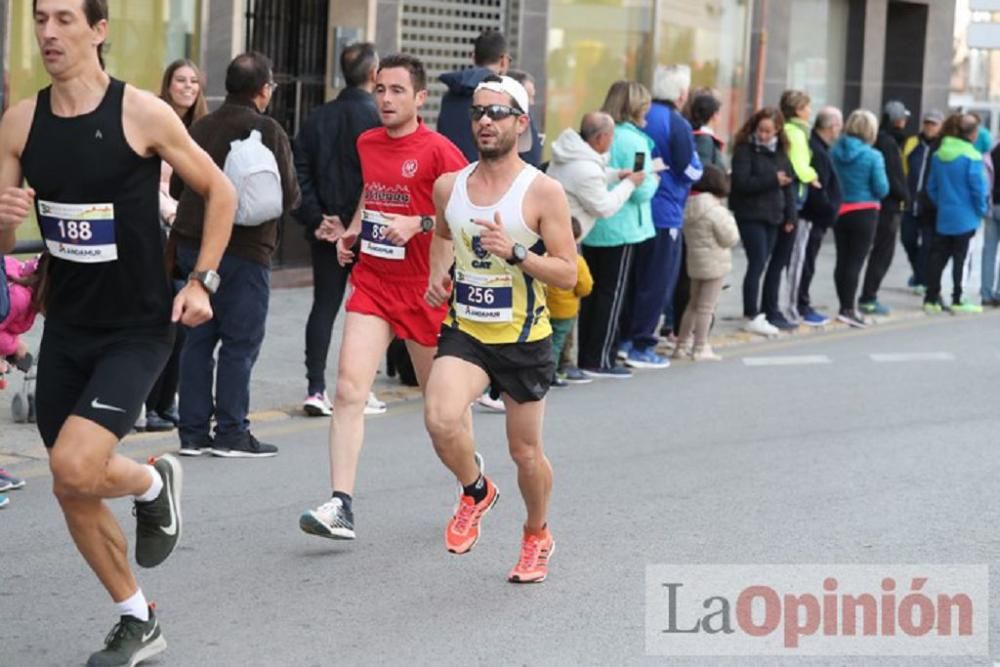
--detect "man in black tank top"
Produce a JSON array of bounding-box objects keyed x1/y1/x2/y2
[{"x1": 0, "y1": 3, "x2": 237, "y2": 665}]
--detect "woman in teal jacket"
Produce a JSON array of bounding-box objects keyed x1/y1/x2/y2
[{"x1": 578, "y1": 81, "x2": 658, "y2": 376}]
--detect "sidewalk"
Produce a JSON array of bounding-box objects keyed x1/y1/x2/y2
[{"x1": 0, "y1": 230, "x2": 982, "y2": 463}]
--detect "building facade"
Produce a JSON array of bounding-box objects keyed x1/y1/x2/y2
[{"x1": 7, "y1": 0, "x2": 955, "y2": 266}]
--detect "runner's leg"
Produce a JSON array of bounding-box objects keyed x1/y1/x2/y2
[
  {"x1": 48, "y1": 417, "x2": 153, "y2": 602},
  {"x1": 424, "y1": 355, "x2": 489, "y2": 486},
  {"x1": 329, "y1": 312, "x2": 394, "y2": 495},
  {"x1": 502, "y1": 396, "x2": 551, "y2": 531}
]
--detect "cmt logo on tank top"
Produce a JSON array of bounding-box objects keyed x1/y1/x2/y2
[
  {"x1": 463, "y1": 230, "x2": 493, "y2": 270},
  {"x1": 363, "y1": 183, "x2": 411, "y2": 208},
  {"x1": 402, "y1": 159, "x2": 418, "y2": 178}
]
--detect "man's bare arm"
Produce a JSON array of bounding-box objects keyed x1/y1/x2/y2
[
  {"x1": 135, "y1": 91, "x2": 236, "y2": 274},
  {"x1": 475, "y1": 176, "x2": 577, "y2": 290},
  {"x1": 425, "y1": 174, "x2": 457, "y2": 307},
  {"x1": 0, "y1": 101, "x2": 36, "y2": 253}
]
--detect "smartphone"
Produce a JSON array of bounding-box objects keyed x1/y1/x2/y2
[{"x1": 633, "y1": 152, "x2": 645, "y2": 172}]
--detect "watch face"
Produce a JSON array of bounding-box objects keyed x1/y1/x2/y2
[
  {"x1": 514, "y1": 244, "x2": 527, "y2": 260},
  {"x1": 421, "y1": 216, "x2": 435, "y2": 232}
]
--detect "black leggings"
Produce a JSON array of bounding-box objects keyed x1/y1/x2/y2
[
  {"x1": 737, "y1": 219, "x2": 778, "y2": 317},
  {"x1": 833, "y1": 208, "x2": 878, "y2": 312},
  {"x1": 305, "y1": 240, "x2": 351, "y2": 395},
  {"x1": 925, "y1": 230, "x2": 974, "y2": 305}
]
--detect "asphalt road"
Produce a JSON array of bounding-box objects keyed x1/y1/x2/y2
[{"x1": 3, "y1": 313, "x2": 1000, "y2": 666}]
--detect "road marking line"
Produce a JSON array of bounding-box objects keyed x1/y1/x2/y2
[
  {"x1": 742, "y1": 355, "x2": 832, "y2": 366},
  {"x1": 870, "y1": 352, "x2": 955, "y2": 362}
]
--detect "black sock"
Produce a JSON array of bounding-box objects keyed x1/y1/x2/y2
[
  {"x1": 332, "y1": 491, "x2": 352, "y2": 511},
  {"x1": 462, "y1": 475, "x2": 487, "y2": 504}
]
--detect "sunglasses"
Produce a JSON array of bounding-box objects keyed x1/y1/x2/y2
[{"x1": 470, "y1": 104, "x2": 523, "y2": 122}]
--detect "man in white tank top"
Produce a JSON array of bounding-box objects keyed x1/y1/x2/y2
[{"x1": 423, "y1": 76, "x2": 577, "y2": 583}]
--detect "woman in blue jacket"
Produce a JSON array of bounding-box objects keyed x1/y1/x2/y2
[
  {"x1": 829, "y1": 110, "x2": 889, "y2": 327},
  {"x1": 925, "y1": 113, "x2": 989, "y2": 312},
  {"x1": 578, "y1": 81, "x2": 658, "y2": 377}
]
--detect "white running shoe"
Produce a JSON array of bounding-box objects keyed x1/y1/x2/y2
[
  {"x1": 364, "y1": 392, "x2": 387, "y2": 415},
  {"x1": 303, "y1": 391, "x2": 332, "y2": 417},
  {"x1": 299, "y1": 497, "x2": 355, "y2": 540},
  {"x1": 743, "y1": 313, "x2": 779, "y2": 337},
  {"x1": 475, "y1": 393, "x2": 506, "y2": 412}
]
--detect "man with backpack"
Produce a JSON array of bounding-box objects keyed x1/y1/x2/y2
[{"x1": 170, "y1": 52, "x2": 300, "y2": 458}]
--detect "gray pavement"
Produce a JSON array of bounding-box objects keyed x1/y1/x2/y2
[
  {"x1": 1, "y1": 232, "x2": 976, "y2": 462},
  {"x1": 3, "y1": 308, "x2": 1000, "y2": 665}
]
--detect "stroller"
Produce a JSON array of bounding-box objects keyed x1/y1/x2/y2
[{"x1": 1, "y1": 352, "x2": 35, "y2": 423}]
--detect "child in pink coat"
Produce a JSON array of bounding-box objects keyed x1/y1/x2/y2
[{"x1": 0, "y1": 255, "x2": 41, "y2": 374}]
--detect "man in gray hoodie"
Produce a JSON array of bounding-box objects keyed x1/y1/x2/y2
[{"x1": 437, "y1": 30, "x2": 510, "y2": 161}]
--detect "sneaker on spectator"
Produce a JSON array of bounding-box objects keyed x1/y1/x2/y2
[
  {"x1": 913, "y1": 285, "x2": 926, "y2": 296},
  {"x1": 692, "y1": 346, "x2": 723, "y2": 362},
  {"x1": 364, "y1": 392, "x2": 387, "y2": 415},
  {"x1": 581, "y1": 366, "x2": 633, "y2": 379},
  {"x1": 951, "y1": 299, "x2": 983, "y2": 314},
  {"x1": 837, "y1": 309, "x2": 868, "y2": 328},
  {"x1": 0, "y1": 469, "x2": 25, "y2": 490},
  {"x1": 0, "y1": 478, "x2": 13, "y2": 493},
  {"x1": 767, "y1": 313, "x2": 798, "y2": 331},
  {"x1": 923, "y1": 301, "x2": 945, "y2": 314},
  {"x1": 0, "y1": 494, "x2": 7, "y2": 508},
  {"x1": 551, "y1": 374, "x2": 568, "y2": 388},
  {"x1": 476, "y1": 393, "x2": 506, "y2": 412},
  {"x1": 859, "y1": 300, "x2": 890, "y2": 315},
  {"x1": 616, "y1": 341, "x2": 632, "y2": 361},
  {"x1": 144, "y1": 411, "x2": 175, "y2": 432},
  {"x1": 624, "y1": 348, "x2": 670, "y2": 369},
  {"x1": 561, "y1": 367, "x2": 592, "y2": 384},
  {"x1": 801, "y1": 310, "x2": 830, "y2": 327},
  {"x1": 743, "y1": 314, "x2": 779, "y2": 337},
  {"x1": 303, "y1": 391, "x2": 332, "y2": 417}
]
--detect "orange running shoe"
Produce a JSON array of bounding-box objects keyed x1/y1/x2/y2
[
  {"x1": 445, "y1": 477, "x2": 499, "y2": 554},
  {"x1": 507, "y1": 528, "x2": 555, "y2": 583}
]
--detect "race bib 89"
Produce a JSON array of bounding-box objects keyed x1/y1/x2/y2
[
  {"x1": 360, "y1": 209, "x2": 405, "y2": 261},
  {"x1": 455, "y1": 270, "x2": 514, "y2": 323},
  {"x1": 38, "y1": 200, "x2": 117, "y2": 264}
]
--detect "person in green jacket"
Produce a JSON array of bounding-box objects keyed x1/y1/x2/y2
[
  {"x1": 778, "y1": 89, "x2": 821, "y2": 324},
  {"x1": 578, "y1": 80, "x2": 659, "y2": 377}
]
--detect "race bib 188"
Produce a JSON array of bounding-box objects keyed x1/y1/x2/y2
[
  {"x1": 360, "y1": 209, "x2": 405, "y2": 261},
  {"x1": 455, "y1": 270, "x2": 514, "y2": 323},
  {"x1": 37, "y1": 200, "x2": 117, "y2": 264}
]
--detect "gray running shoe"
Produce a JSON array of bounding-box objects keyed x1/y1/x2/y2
[
  {"x1": 87, "y1": 608, "x2": 166, "y2": 667},
  {"x1": 299, "y1": 497, "x2": 355, "y2": 540},
  {"x1": 134, "y1": 454, "x2": 183, "y2": 568}
]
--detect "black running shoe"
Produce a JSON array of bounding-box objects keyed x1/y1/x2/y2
[
  {"x1": 87, "y1": 607, "x2": 166, "y2": 667},
  {"x1": 211, "y1": 433, "x2": 278, "y2": 458},
  {"x1": 135, "y1": 454, "x2": 183, "y2": 568}
]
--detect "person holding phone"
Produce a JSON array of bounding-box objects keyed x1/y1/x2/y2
[{"x1": 578, "y1": 81, "x2": 659, "y2": 378}]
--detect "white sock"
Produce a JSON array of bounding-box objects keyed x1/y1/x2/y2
[
  {"x1": 115, "y1": 589, "x2": 149, "y2": 621},
  {"x1": 134, "y1": 465, "x2": 162, "y2": 503}
]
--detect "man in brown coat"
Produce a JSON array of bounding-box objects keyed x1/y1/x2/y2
[{"x1": 171, "y1": 51, "x2": 300, "y2": 457}]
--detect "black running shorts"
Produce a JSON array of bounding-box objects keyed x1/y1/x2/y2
[
  {"x1": 435, "y1": 326, "x2": 554, "y2": 404},
  {"x1": 36, "y1": 321, "x2": 175, "y2": 447}
]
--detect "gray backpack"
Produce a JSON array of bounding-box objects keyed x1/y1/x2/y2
[{"x1": 224, "y1": 128, "x2": 284, "y2": 226}]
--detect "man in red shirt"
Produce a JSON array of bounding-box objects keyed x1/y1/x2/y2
[{"x1": 299, "y1": 54, "x2": 467, "y2": 540}]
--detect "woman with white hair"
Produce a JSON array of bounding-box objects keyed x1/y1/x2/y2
[{"x1": 829, "y1": 109, "x2": 889, "y2": 327}]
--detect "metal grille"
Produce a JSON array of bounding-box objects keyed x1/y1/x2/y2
[
  {"x1": 244, "y1": 0, "x2": 330, "y2": 268},
  {"x1": 400, "y1": 0, "x2": 519, "y2": 129},
  {"x1": 245, "y1": 0, "x2": 329, "y2": 137}
]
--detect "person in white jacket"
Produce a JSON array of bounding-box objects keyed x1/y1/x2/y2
[{"x1": 547, "y1": 111, "x2": 646, "y2": 240}]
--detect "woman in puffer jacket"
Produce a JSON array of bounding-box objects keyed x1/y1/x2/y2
[
  {"x1": 829, "y1": 110, "x2": 889, "y2": 327},
  {"x1": 729, "y1": 107, "x2": 797, "y2": 337},
  {"x1": 675, "y1": 166, "x2": 740, "y2": 361}
]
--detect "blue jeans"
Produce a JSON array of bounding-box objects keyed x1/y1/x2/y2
[
  {"x1": 176, "y1": 244, "x2": 270, "y2": 446},
  {"x1": 621, "y1": 228, "x2": 683, "y2": 352},
  {"x1": 982, "y1": 207, "x2": 1000, "y2": 301}
]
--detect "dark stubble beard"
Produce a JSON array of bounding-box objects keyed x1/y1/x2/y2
[{"x1": 477, "y1": 128, "x2": 517, "y2": 162}]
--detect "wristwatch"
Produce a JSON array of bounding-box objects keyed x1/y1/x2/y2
[
  {"x1": 507, "y1": 242, "x2": 528, "y2": 266},
  {"x1": 188, "y1": 269, "x2": 221, "y2": 295},
  {"x1": 420, "y1": 215, "x2": 435, "y2": 232}
]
